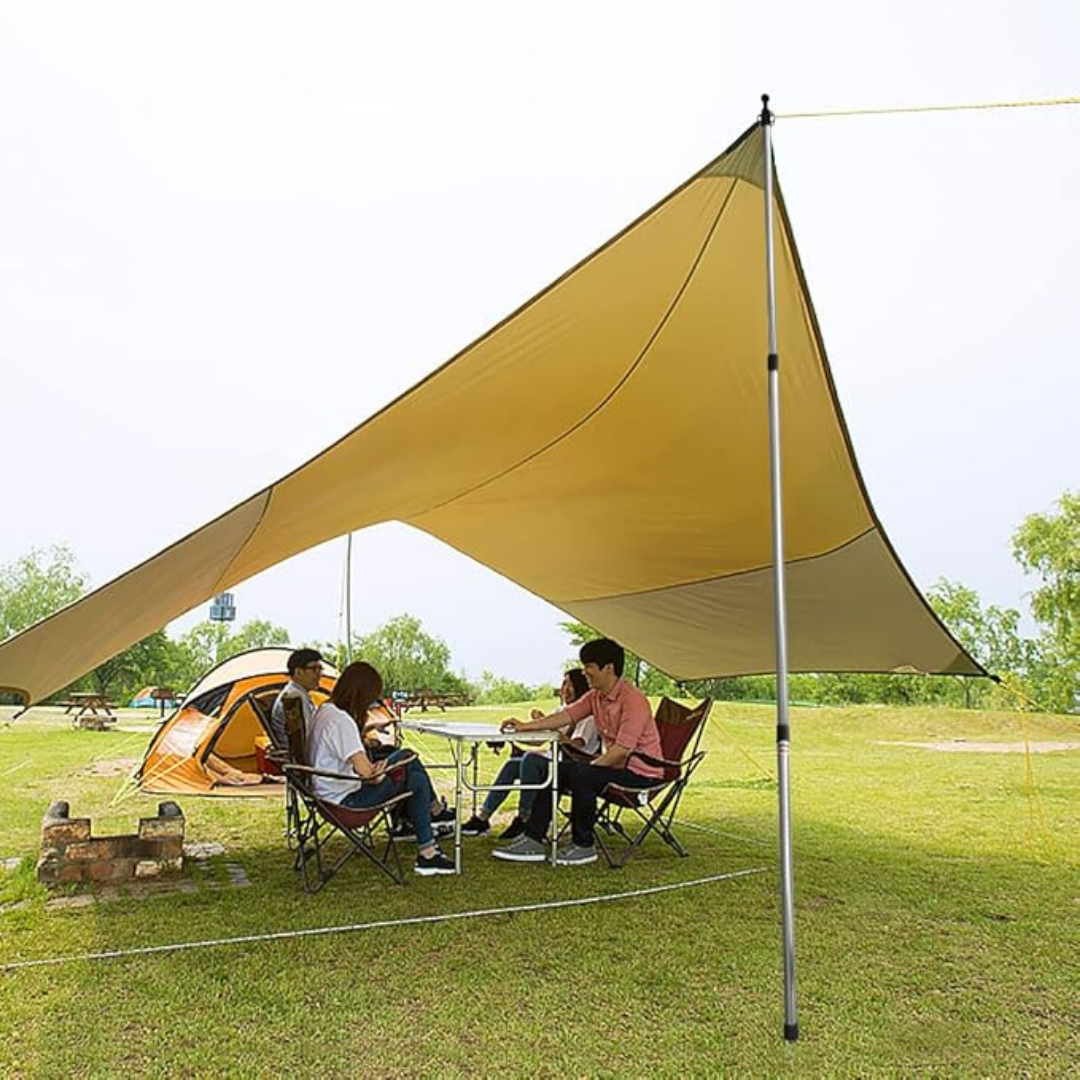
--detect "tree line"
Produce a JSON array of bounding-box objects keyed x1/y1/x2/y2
[{"x1": 0, "y1": 490, "x2": 1075, "y2": 712}]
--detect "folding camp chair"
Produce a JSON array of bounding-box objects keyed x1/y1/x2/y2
[
  {"x1": 279, "y1": 697, "x2": 415, "y2": 889},
  {"x1": 593, "y1": 697, "x2": 712, "y2": 868}
]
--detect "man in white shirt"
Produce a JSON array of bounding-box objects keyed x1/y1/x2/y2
[{"x1": 270, "y1": 648, "x2": 323, "y2": 749}]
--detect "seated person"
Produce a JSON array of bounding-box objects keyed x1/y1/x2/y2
[
  {"x1": 205, "y1": 752, "x2": 263, "y2": 787},
  {"x1": 461, "y1": 669, "x2": 598, "y2": 839},
  {"x1": 494, "y1": 638, "x2": 663, "y2": 867},
  {"x1": 307, "y1": 660, "x2": 456, "y2": 877},
  {"x1": 270, "y1": 648, "x2": 324, "y2": 750}
]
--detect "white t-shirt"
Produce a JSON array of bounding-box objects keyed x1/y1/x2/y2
[
  {"x1": 568, "y1": 713, "x2": 600, "y2": 755},
  {"x1": 307, "y1": 702, "x2": 366, "y2": 802},
  {"x1": 525, "y1": 712, "x2": 599, "y2": 759}
]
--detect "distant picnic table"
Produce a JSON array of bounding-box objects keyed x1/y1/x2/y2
[
  {"x1": 398, "y1": 690, "x2": 472, "y2": 713},
  {"x1": 63, "y1": 692, "x2": 118, "y2": 730}
]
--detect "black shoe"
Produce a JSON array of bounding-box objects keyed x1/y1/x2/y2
[
  {"x1": 499, "y1": 815, "x2": 527, "y2": 841},
  {"x1": 414, "y1": 850, "x2": 456, "y2": 876},
  {"x1": 461, "y1": 815, "x2": 490, "y2": 837},
  {"x1": 389, "y1": 821, "x2": 417, "y2": 843},
  {"x1": 431, "y1": 803, "x2": 456, "y2": 825}
]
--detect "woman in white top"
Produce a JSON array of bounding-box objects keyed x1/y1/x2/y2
[
  {"x1": 461, "y1": 668, "x2": 598, "y2": 839},
  {"x1": 307, "y1": 661, "x2": 455, "y2": 877}
]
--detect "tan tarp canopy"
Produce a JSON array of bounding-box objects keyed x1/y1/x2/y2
[{"x1": 0, "y1": 123, "x2": 982, "y2": 706}]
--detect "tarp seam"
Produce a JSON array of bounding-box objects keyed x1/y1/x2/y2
[
  {"x1": 408, "y1": 179, "x2": 744, "y2": 518},
  {"x1": 558, "y1": 524, "x2": 880, "y2": 605}
]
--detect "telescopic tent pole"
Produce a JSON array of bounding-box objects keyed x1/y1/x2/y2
[
  {"x1": 760, "y1": 93, "x2": 799, "y2": 1043},
  {"x1": 344, "y1": 533, "x2": 354, "y2": 664}
]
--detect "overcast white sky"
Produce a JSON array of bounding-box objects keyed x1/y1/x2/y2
[{"x1": 1, "y1": 2, "x2": 1077, "y2": 685}]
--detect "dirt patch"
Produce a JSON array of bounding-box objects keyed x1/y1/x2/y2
[
  {"x1": 877, "y1": 740, "x2": 1080, "y2": 754},
  {"x1": 83, "y1": 758, "x2": 141, "y2": 777}
]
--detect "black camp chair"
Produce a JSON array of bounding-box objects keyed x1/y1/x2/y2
[
  {"x1": 279, "y1": 696, "x2": 415, "y2": 890},
  {"x1": 592, "y1": 697, "x2": 711, "y2": 868}
]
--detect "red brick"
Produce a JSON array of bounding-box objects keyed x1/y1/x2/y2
[
  {"x1": 88, "y1": 859, "x2": 135, "y2": 882},
  {"x1": 139, "y1": 817, "x2": 184, "y2": 841},
  {"x1": 151, "y1": 837, "x2": 184, "y2": 859},
  {"x1": 66, "y1": 839, "x2": 119, "y2": 861},
  {"x1": 41, "y1": 819, "x2": 92, "y2": 845}
]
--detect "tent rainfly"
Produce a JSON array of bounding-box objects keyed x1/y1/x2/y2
[{"x1": 0, "y1": 122, "x2": 983, "y2": 707}]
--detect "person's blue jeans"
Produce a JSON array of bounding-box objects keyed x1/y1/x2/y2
[
  {"x1": 340, "y1": 749, "x2": 436, "y2": 848},
  {"x1": 481, "y1": 751, "x2": 550, "y2": 817}
]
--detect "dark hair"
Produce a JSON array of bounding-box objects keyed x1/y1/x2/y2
[
  {"x1": 578, "y1": 638, "x2": 624, "y2": 678},
  {"x1": 564, "y1": 668, "x2": 589, "y2": 701},
  {"x1": 287, "y1": 648, "x2": 323, "y2": 677},
  {"x1": 330, "y1": 661, "x2": 384, "y2": 722}
]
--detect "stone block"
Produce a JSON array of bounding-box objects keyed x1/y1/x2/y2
[{"x1": 134, "y1": 859, "x2": 162, "y2": 878}]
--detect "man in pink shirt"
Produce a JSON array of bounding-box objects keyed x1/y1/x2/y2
[{"x1": 494, "y1": 638, "x2": 662, "y2": 866}]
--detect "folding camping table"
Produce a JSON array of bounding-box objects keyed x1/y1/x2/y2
[{"x1": 399, "y1": 719, "x2": 561, "y2": 874}]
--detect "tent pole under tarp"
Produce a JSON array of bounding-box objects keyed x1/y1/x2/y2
[
  {"x1": 761, "y1": 94, "x2": 799, "y2": 1043},
  {"x1": 344, "y1": 533, "x2": 354, "y2": 664}
]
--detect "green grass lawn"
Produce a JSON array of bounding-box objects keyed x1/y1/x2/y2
[{"x1": 0, "y1": 700, "x2": 1077, "y2": 1078}]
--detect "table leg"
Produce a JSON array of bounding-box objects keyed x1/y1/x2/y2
[
  {"x1": 550, "y1": 742, "x2": 559, "y2": 867},
  {"x1": 453, "y1": 743, "x2": 464, "y2": 874}
]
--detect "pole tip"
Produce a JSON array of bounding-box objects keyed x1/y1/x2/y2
[
  {"x1": 784, "y1": 1022, "x2": 800, "y2": 1042},
  {"x1": 760, "y1": 94, "x2": 773, "y2": 126}
]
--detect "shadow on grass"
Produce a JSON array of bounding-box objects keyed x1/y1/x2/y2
[{"x1": 1, "y1": 801, "x2": 1076, "y2": 1077}]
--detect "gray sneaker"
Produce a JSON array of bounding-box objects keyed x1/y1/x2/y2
[
  {"x1": 556, "y1": 844, "x2": 598, "y2": 866},
  {"x1": 492, "y1": 834, "x2": 547, "y2": 862}
]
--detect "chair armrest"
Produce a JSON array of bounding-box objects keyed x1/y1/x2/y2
[
  {"x1": 626, "y1": 749, "x2": 685, "y2": 771},
  {"x1": 283, "y1": 751, "x2": 418, "y2": 785}
]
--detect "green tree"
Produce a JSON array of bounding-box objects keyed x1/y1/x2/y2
[
  {"x1": 1012, "y1": 491, "x2": 1079, "y2": 712},
  {"x1": 474, "y1": 671, "x2": 535, "y2": 705},
  {"x1": 354, "y1": 614, "x2": 457, "y2": 693},
  {"x1": 174, "y1": 618, "x2": 291, "y2": 687},
  {"x1": 87, "y1": 630, "x2": 185, "y2": 703},
  {"x1": 0, "y1": 544, "x2": 87, "y2": 641}
]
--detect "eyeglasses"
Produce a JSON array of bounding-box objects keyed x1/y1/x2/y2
[{"x1": 301, "y1": 663, "x2": 323, "y2": 673}]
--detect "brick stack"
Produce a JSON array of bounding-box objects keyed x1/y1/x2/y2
[{"x1": 36, "y1": 800, "x2": 185, "y2": 886}]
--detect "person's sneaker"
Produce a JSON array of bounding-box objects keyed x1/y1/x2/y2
[
  {"x1": 555, "y1": 844, "x2": 598, "y2": 866},
  {"x1": 389, "y1": 821, "x2": 417, "y2": 842},
  {"x1": 492, "y1": 834, "x2": 547, "y2": 862},
  {"x1": 428, "y1": 802, "x2": 456, "y2": 836},
  {"x1": 414, "y1": 850, "x2": 456, "y2": 876},
  {"x1": 498, "y1": 815, "x2": 527, "y2": 841},
  {"x1": 461, "y1": 814, "x2": 490, "y2": 837}
]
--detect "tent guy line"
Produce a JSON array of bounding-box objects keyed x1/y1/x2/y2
[
  {"x1": 777, "y1": 94, "x2": 1080, "y2": 119},
  {"x1": 0, "y1": 866, "x2": 768, "y2": 973}
]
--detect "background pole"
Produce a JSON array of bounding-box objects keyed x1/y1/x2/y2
[
  {"x1": 761, "y1": 92, "x2": 799, "y2": 1043},
  {"x1": 344, "y1": 533, "x2": 354, "y2": 664}
]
